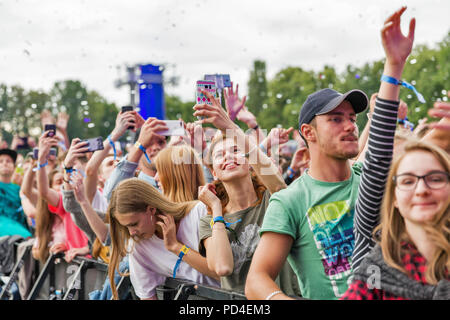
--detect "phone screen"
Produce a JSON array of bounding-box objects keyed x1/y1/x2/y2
[
  {"x1": 45, "y1": 124, "x2": 56, "y2": 137},
  {"x1": 83, "y1": 137, "x2": 104, "y2": 152}
]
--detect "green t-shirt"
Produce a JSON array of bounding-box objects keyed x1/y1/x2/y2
[
  {"x1": 199, "y1": 190, "x2": 300, "y2": 296},
  {"x1": 260, "y1": 162, "x2": 363, "y2": 300},
  {"x1": 0, "y1": 181, "x2": 31, "y2": 238}
]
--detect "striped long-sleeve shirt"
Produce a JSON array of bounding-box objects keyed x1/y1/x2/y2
[{"x1": 352, "y1": 97, "x2": 399, "y2": 271}]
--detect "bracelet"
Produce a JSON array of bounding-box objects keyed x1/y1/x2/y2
[
  {"x1": 251, "y1": 124, "x2": 259, "y2": 130},
  {"x1": 134, "y1": 141, "x2": 151, "y2": 164},
  {"x1": 32, "y1": 161, "x2": 48, "y2": 172},
  {"x1": 107, "y1": 135, "x2": 117, "y2": 161},
  {"x1": 287, "y1": 166, "x2": 298, "y2": 179},
  {"x1": 265, "y1": 290, "x2": 283, "y2": 300},
  {"x1": 259, "y1": 143, "x2": 267, "y2": 155},
  {"x1": 380, "y1": 75, "x2": 425, "y2": 103},
  {"x1": 210, "y1": 216, "x2": 242, "y2": 243},
  {"x1": 172, "y1": 245, "x2": 190, "y2": 278}
]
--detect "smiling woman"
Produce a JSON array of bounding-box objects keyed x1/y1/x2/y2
[{"x1": 343, "y1": 140, "x2": 450, "y2": 300}]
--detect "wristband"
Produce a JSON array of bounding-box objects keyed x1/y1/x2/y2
[
  {"x1": 134, "y1": 141, "x2": 151, "y2": 164},
  {"x1": 252, "y1": 124, "x2": 259, "y2": 130},
  {"x1": 64, "y1": 166, "x2": 76, "y2": 173},
  {"x1": 172, "y1": 245, "x2": 190, "y2": 278},
  {"x1": 33, "y1": 161, "x2": 48, "y2": 172},
  {"x1": 210, "y1": 216, "x2": 242, "y2": 243},
  {"x1": 287, "y1": 166, "x2": 298, "y2": 179},
  {"x1": 259, "y1": 143, "x2": 267, "y2": 155},
  {"x1": 107, "y1": 135, "x2": 117, "y2": 161},
  {"x1": 380, "y1": 75, "x2": 426, "y2": 103}
]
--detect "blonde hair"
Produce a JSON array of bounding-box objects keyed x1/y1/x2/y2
[
  {"x1": 35, "y1": 169, "x2": 62, "y2": 263},
  {"x1": 205, "y1": 134, "x2": 266, "y2": 215},
  {"x1": 154, "y1": 146, "x2": 205, "y2": 202},
  {"x1": 375, "y1": 140, "x2": 450, "y2": 284},
  {"x1": 107, "y1": 178, "x2": 198, "y2": 299}
]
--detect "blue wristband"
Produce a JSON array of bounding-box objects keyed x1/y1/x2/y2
[
  {"x1": 380, "y1": 75, "x2": 426, "y2": 103},
  {"x1": 107, "y1": 135, "x2": 117, "y2": 161},
  {"x1": 172, "y1": 245, "x2": 190, "y2": 278},
  {"x1": 287, "y1": 166, "x2": 298, "y2": 179},
  {"x1": 259, "y1": 143, "x2": 267, "y2": 155},
  {"x1": 33, "y1": 161, "x2": 48, "y2": 172},
  {"x1": 135, "y1": 141, "x2": 151, "y2": 164}
]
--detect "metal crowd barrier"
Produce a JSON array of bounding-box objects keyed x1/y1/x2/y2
[
  {"x1": 156, "y1": 278, "x2": 247, "y2": 300},
  {"x1": 26, "y1": 253, "x2": 124, "y2": 300},
  {"x1": 3, "y1": 244, "x2": 300, "y2": 301}
]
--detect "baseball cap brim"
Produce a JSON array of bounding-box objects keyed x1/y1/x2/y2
[{"x1": 316, "y1": 89, "x2": 368, "y2": 116}]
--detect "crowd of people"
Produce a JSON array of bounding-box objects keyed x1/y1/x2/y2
[{"x1": 0, "y1": 7, "x2": 449, "y2": 300}]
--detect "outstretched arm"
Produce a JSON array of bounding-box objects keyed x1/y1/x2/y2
[
  {"x1": 194, "y1": 90, "x2": 286, "y2": 194},
  {"x1": 352, "y1": 6, "x2": 415, "y2": 270}
]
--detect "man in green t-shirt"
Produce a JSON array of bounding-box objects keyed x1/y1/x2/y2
[
  {"x1": 0, "y1": 148, "x2": 31, "y2": 238},
  {"x1": 245, "y1": 88, "x2": 368, "y2": 300}
]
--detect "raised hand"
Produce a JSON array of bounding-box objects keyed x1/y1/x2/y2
[
  {"x1": 110, "y1": 110, "x2": 138, "y2": 141},
  {"x1": 224, "y1": 82, "x2": 247, "y2": 122},
  {"x1": 381, "y1": 6, "x2": 415, "y2": 68},
  {"x1": 56, "y1": 111, "x2": 70, "y2": 132},
  {"x1": 64, "y1": 138, "x2": 89, "y2": 168},
  {"x1": 137, "y1": 117, "x2": 168, "y2": 149},
  {"x1": 193, "y1": 90, "x2": 237, "y2": 132},
  {"x1": 37, "y1": 130, "x2": 59, "y2": 163}
]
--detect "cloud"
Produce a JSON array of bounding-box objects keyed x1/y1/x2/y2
[{"x1": 0, "y1": 0, "x2": 448, "y2": 109}]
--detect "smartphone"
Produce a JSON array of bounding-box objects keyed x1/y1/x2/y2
[
  {"x1": 82, "y1": 137, "x2": 104, "y2": 153},
  {"x1": 44, "y1": 124, "x2": 56, "y2": 137},
  {"x1": 33, "y1": 147, "x2": 57, "y2": 160},
  {"x1": 204, "y1": 74, "x2": 231, "y2": 90},
  {"x1": 157, "y1": 120, "x2": 185, "y2": 136},
  {"x1": 196, "y1": 80, "x2": 217, "y2": 120},
  {"x1": 121, "y1": 106, "x2": 135, "y2": 130}
]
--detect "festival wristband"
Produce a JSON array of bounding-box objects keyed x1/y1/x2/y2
[
  {"x1": 33, "y1": 161, "x2": 48, "y2": 172},
  {"x1": 134, "y1": 141, "x2": 151, "y2": 164},
  {"x1": 380, "y1": 75, "x2": 426, "y2": 103},
  {"x1": 172, "y1": 245, "x2": 190, "y2": 278},
  {"x1": 287, "y1": 166, "x2": 298, "y2": 179},
  {"x1": 107, "y1": 135, "x2": 117, "y2": 161},
  {"x1": 259, "y1": 143, "x2": 267, "y2": 155}
]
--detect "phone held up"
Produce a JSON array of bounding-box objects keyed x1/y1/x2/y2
[
  {"x1": 195, "y1": 80, "x2": 217, "y2": 120},
  {"x1": 121, "y1": 106, "x2": 135, "y2": 130},
  {"x1": 157, "y1": 120, "x2": 185, "y2": 136},
  {"x1": 45, "y1": 124, "x2": 56, "y2": 137},
  {"x1": 32, "y1": 147, "x2": 57, "y2": 160},
  {"x1": 81, "y1": 137, "x2": 104, "y2": 153}
]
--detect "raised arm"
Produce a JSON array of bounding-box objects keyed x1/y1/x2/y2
[
  {"x1": 36, "y1": 131, "x2": 61, "y2": 207},
  {"x1": 194, "y1": 90, "x2": 286, "y2": 194},
  {"x1": 103, "y1": 117, "x2": 168, "y2": 200},
  {"x1": 85, "y1": 110, "x2": 136, "y2": 202},
  {"x1": 352, "y1": 6, "x2": 415, "y2": 270},
  {"x1": 21, "y1": 159, "x2": 39, "y2": 206}
]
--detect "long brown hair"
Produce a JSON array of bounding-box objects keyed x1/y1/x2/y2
[
  {"x1": 375, "y1": 140, "x2": 450, "y2": 284},
  {"x1": 205, "y1": 134, "x2": 267, "y2": 215},
  {"x1": 155, "y1": 145, "x2": 205, "y2": 202},
  {"x1": 107, "y1": 178, "x2": 198, "y2": 299},
  {"x1": 34, "y1": 169, "x2": 62, "y2": 263}
]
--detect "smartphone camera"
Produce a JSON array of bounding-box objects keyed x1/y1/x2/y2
[
  {"x1": 45, "y1": 124, "x2": 56, "y2": 137},
  {"x1": 121, "y1": 106, "x2": 135, "y2": 130}
]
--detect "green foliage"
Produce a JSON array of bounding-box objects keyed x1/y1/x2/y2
[{"x1": 250, "y1": 31, "x2": 449, "y2": 134}]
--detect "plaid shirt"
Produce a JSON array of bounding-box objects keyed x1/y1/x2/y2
[{"x1": 341, "y1": 242, "x2": 430, "y2": 300}]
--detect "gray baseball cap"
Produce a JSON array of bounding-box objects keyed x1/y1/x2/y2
[{"x1": 298, "y1": 88, "x2": 368, "y2": 130}]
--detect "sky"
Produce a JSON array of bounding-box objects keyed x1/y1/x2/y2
[{"x1": 1, "y1": 0, "x2": 449, "y2": 108}]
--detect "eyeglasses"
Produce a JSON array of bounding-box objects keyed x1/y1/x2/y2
[{"x1": 394, "y1": 171, "x2": 450, "y2": 191}]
